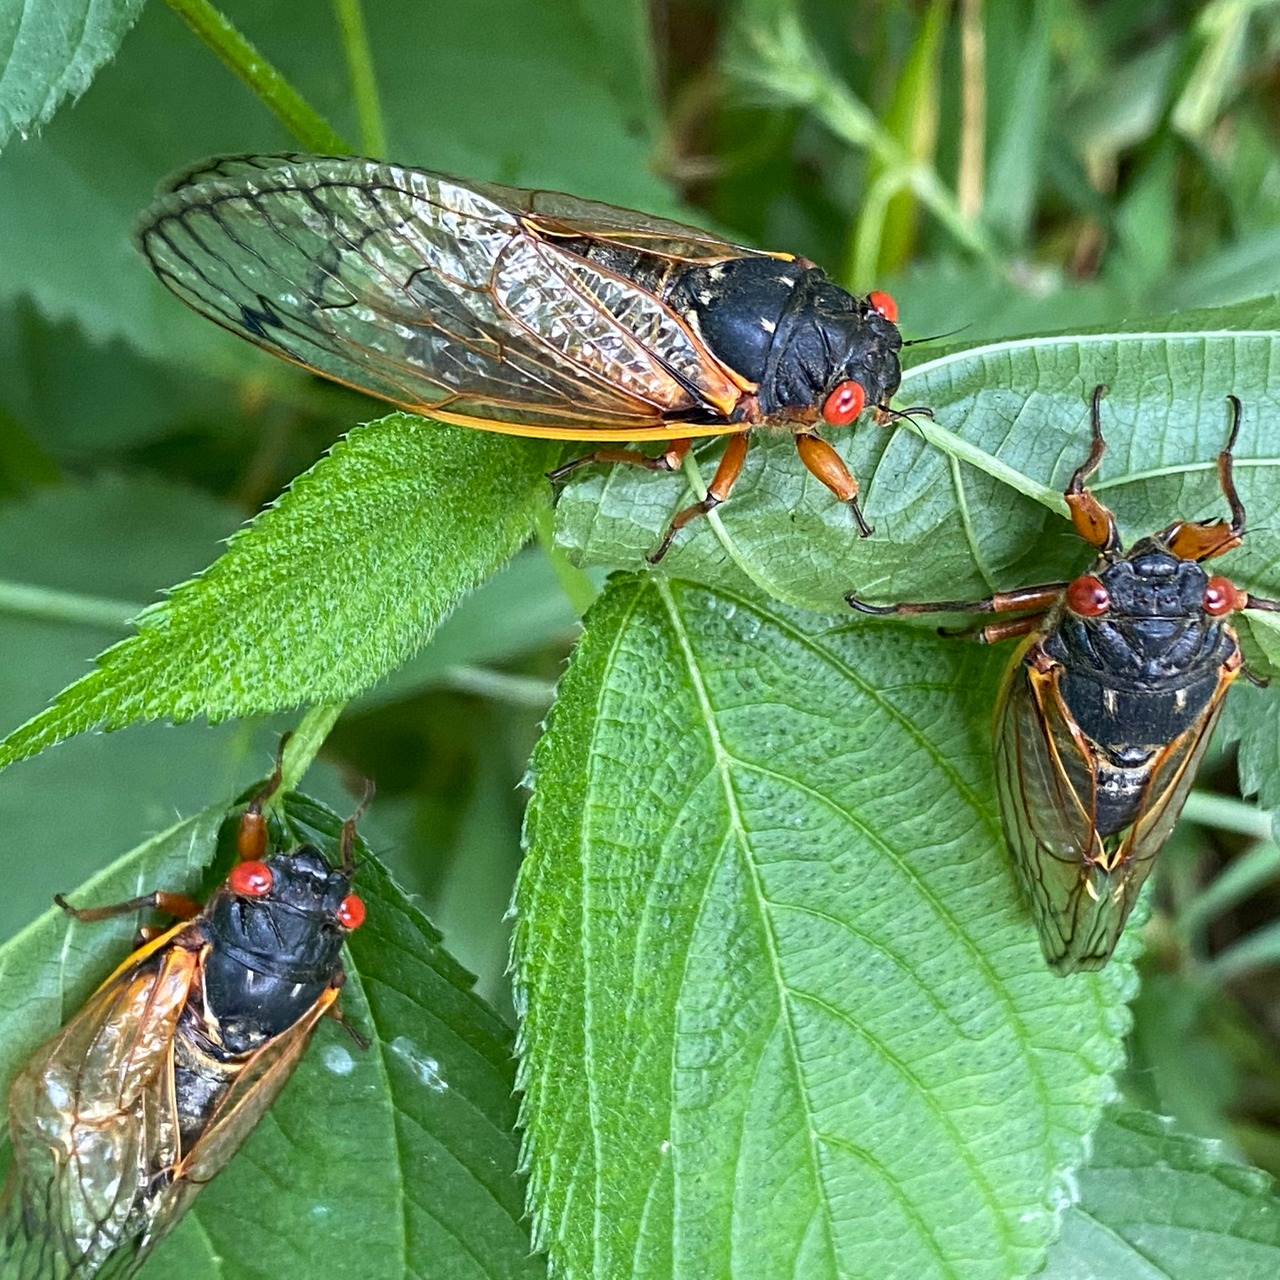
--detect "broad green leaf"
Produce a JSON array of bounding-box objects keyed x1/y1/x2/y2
[
  {"x1": 516, "y1": 575, "x2": 1135, "y2": 1280},
  {"x1": 0, "y1": 0, "x2": 144, "y2": 151},
  {"x1": 1040, "y1": 1109, "x2": 1280, "y2": 1279},
  {"x1": 0, "y1": 785, "x2": 540, "y2": 1277},
  {"x1": 555, "y1": 299, "x2": 1280, "y2": 619},
  {"x1": 0, "y1": 0, "x2": 669, "y2": 370},
  {"x1": 353, "y1": 547, "x2": 580, "y2": 712},
  {"x1": 0, "y1": 417, "x2": 558, "y2": 769}
]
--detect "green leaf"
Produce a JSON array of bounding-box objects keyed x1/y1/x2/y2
[
  {"x1": 1041, "y1": 1109, "x2": 1280, "y2": 1279},
  {"x1": 0, "y1": 785, "x2": 540, "y2": 1277},
  {"x1": 352, "y1": 547, "x2": 580, "y2": 712},
  {"x1": 554, "y1": 300, "x2": 1280, "y2": 620},
  {"x1": 0, "y1": 417, "x2": 558, "y2": 769},
  {"x1": 0, "y1": 0, "x2": 144, "y2": 152},
  {"x1": 516, "y1": 575, "x2": 1135, "y2": 1280}
]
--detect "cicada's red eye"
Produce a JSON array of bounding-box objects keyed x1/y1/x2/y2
[
  {"x1": 1204, "y1": 576, "x2": 1242, "y2": 616},
  {"x1": 229, "y1": 860, "x2": 273, "y2": 898},
  {"x1": 1066, "y1": 575, "x2": 1109, "y2": 616},
  {"x1": 336, "y1": 894, "x2": 365, "y2": 930},
  {"x1": 867, "y1": 290, "x2": 898, "y2": 322},
  {"x1": 822, "y1": 380, "x2": 866, "y2": 426}
]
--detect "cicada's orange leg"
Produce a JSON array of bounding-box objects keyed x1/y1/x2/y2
[
  {"x1": 941, "y1": 611, "x2": 1050, "y2": 645},
  {"x1": 1164, "y1": 395, "x2": 1248, "y2": 561},
  {"x1": 794, "y1": 433, "x2": 873, "y2": 536},
  {"x1": 647, "y1": 434, "x2": 749, "y2": 564},
  {"x1": 339, "y1": 779, "x2": 375, "y2": 874},
  {"x1": 328, "y1": 999, "x2": 371, "y2": 1050},
  {"x1": 847, "y1": 582, "x2": 1066, "y2": 617},
  {"x1": 1065, "y1": 384, "x2": 1123, "y2": 552},
  {"x1": 55, "y1": 890, "x2": 202, "y2": 925},
  {"x1": 547, "y1": 438, "x2": 692, "y2": 485},
  {"x1": 236, "y1": 734, "x2": 291, "y2": 861}
]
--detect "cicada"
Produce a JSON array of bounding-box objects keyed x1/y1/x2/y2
[
  {"x1": 0, "y1": 753, "x2": 367, "y2": 1276},
  {"x1": 137, "y1": 154, "x2": 904, "y2": 560},
  {"x1": 848, "y1": 386, "x2": 1279, "y2": 974}
]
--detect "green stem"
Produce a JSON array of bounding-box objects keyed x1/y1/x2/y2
[
  {"x1": 849, "y1": 167, "x2": 910, "y2": 291},
  {"x1": 443, "y1": 665, "x2": 557, "y2": 707},
  {"x1": 332, "y1": 0, "x2": 386, "y2": 156},
  {"x1": 0, "y1": 579, "x2": 140, "y2": 629},
  {"x1": 737, "y1": 11, "x2": 997, "y2": 266},
  {"x1": 890, "y1": 404, "x2": 1069, "y2": 517},
  {"x1": 280, "y1": 704, "x2": 346, "y2": 791},
  {"x1": 164, "y1": 0, "x2": 350, "y2": 152},
  {"x1": 534, "y1": 501, "x2": 597, "y2": 616}
]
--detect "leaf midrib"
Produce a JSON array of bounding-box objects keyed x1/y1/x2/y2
[{"x1": 654, "y1": 577, "x2": 847, "y2": 1278}]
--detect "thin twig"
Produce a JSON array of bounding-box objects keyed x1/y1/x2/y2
[
  {"x1": 164, "y1": 0, "x2": 350, "y2": 152},
  {"x1": 332, "y1": 0, "x2": 386, "y2": 156},
  {"x1": 0, "y1": 580, "x2": 140, "y2": 630}
]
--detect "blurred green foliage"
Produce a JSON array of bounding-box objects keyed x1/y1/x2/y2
[{"x1": 4, "y1": 0, "x2": 1280, "y2": 1276}]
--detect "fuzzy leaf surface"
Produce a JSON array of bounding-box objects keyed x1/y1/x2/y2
[
  {"x1": 0, "y1": 0, "x2": 144, "y2": 151},
  {"x1": 0, "y1": 417, "x2": 557, "y2": 767},
  {"x1": 1041, "y1": 1109, "x2": 1280, "y2": 1279},
  {"x1": 516, "y1": 575, "x2": 1136, "y2": 1280}
]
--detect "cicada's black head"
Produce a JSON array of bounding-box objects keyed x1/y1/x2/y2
[
  {"x1": 759, "y1": 271, "x2": 903, "y2": 418},
  {"x1": 1099, "y1": 540, "x2": 1214, "y2": 618},
  {"x1": 202, "y1": 846, "x2": 363, "y2": 1054},
  {"x1": 670, "y1": 258, "x2": 902, "y2": 422}
]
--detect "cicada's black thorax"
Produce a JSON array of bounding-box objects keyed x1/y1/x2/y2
[
  {"x1": 1043, "y1": 539, "x2": 1237, "y2": 805},
  {"x1": 667, "y1": 257, "x2": 903, "y2": 416},
  {"x1": 557, "y1": 236, "x2": 902, "y2": 419},
  {"x1": 201, "y1": 847, "x2": 351, "y2": 1055}
]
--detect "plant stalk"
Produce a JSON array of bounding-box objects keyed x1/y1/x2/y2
[{"x1": 164, "y1": 0, "x2": 350, "y2": 152}]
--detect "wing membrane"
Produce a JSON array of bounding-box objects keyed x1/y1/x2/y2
[
  {"x1": 995, "y1": 649, "x2": 1236, "y2": 973},
  {"x1": 993, "y1": 654, "x2": 1114, "y2": 972},
  {"x1": 132, "y1": 989, "x2": 337, "y2": 1269},
  {"x1": 139, "y1": 155, "x2": 749, "y2": 440},
  {"x1": 3, "y1": 936, "x2": 199, "y2": 1274}
]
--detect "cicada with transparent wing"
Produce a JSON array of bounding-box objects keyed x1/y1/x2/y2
[
  {"x1": 848, "y1": 386, "x2": 1279, "y2": 974},
  {"x1": 0, "y1": 751, "x2": 368, "y2": 1277},
  {"x1": 137, "y1": 154, "x2": 906, "y2": 561}
]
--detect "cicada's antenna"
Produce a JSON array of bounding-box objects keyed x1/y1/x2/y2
[
  {"x1": 900, "y1": 324, "x2": 970, "y2": 348},
  {"x1": 339, "y1": 778, "x2": 376, "y2": 875}
]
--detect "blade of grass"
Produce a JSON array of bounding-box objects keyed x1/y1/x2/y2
[
  {"x1": 1179, "y1": 790, "x2": 1274, "y2": 842},
  {"x1": 0, "y1": 580, "x2": 140, "y2": 629},
  {"x1": 732, "y1": 5, "x2": 997, "y2": 266},
  {"x1": 1204, "y1": 918, "x2": 1280, "y2": 984},
  {"x1": 163, "y1": 0, "x2": 349, "y2": 151},
  {"x1": 332, "y1": 0, "x2": 386, "y2": 157},
  {"x1": 852, "y1": 0, "x2": 948, "y2": 282},
  {"x1": 958, "y1": 0, "x2": 986, "y2": 219},
  {"x1": 1179, "y1": 839, "x2": 1280, "y2": 950}
]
